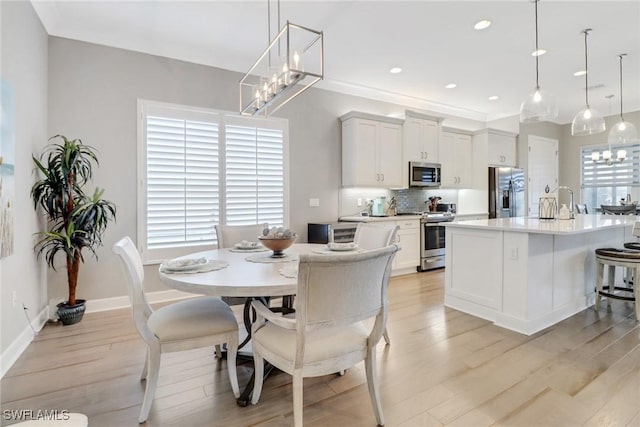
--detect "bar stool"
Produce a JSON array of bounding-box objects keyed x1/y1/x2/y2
[{"x1": 594, "y1": 248, "x2": 640, "y2": 320}]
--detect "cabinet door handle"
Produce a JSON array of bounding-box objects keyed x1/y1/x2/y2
[
  {"x1": 381, "y1": 173, "x2": 385, "y2": 182},
  {"x1": 376, "y1": 173, "x2": 380, "y2": 181}
]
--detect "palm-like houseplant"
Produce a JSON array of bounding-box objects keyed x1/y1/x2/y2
[{"x1": 31, "y1": 135, "x2": 116, "y2": 325}]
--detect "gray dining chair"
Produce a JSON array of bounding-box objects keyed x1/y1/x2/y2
[
  {"x1": 215, "y1": 223, "x2": 268, "y2": 306},
  {"x1": 353, "y1": 222, "x2": 399, "y2": 345},
  {"x1": 112, "y1": 236, "x2": 240, "y2": 422},
  {"x1": 250, "y1": 245, "x2": 399, "y2": 427}
]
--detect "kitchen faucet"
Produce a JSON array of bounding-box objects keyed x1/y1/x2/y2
[{"x1": 551, "y1": 186, "x2": 575, "y2": 219}]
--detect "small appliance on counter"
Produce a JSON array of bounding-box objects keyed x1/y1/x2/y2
[
  {"x1": 308, "y1": 222, "x2": 358, "y2": 244},
  {"x1": 370, "y1": 197, "x2": 387, "y2": 217}
]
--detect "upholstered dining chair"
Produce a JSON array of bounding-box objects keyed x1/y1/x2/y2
[
  {"x1": 353, "y1": 222, "x2": 400, "y2": 345},
  {"x1": 215, "y1": 223, "x2": 268, "y2": 307},
  {"x1": 250, "y1": 245, "x2": 399, "y2": 427},
  {"x1": 112, "y1": 236, "x2": 240, "y2": 423},
  {"x1": 601, "y1": 204, "x2": 636, "y2": 215}
]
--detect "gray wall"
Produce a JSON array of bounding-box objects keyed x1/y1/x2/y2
[
  {"x1": 46, "y1": 37, "x2": 423, "y2": 300},
  {"x1": 0, "y1": 1, "x2": 49, "y2": 356}
]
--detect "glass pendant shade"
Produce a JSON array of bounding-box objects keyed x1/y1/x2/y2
[
  {"x1": 608, "y1": 120, "x2": 638, "y2": 144},
  {"x1": 520, "y1": 87, "x2": 558, "y2": 123},
  {"x1": 571, "y1": 29, "x2": 606, "y2": 136},
  {"x1": 519, "y1": 0, "x2": 557, "y2": 123},
  {"x1": 572, "y1": 105, "x2": 606, "y2": 136},
  {"x1": 607, "y1": 54, "x2": 638, "y2": 144}
]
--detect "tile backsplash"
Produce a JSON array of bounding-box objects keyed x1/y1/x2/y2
[
  {"x1": 391, "y1": 188, "x2": 458, "y2": 213},
  {"x1": 339, "y1": 187, "x2": 460, "y2": 217}
]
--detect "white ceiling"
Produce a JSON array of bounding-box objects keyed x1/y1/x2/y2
[{"x1": 31, "y1": 1, "x2": 640, "y2": 124}]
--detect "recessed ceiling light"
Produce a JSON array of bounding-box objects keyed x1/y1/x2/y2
[
  {"x1": 488, "y1": 95, "x2": 499, "y2": 101},
  {"x1": 531, "y1": 49, "x2": 547, "y2": 56},
  {"x1": 474, "y1": 20, "x2": 492, "y2": 30},
  {"x1": 389, "y1": 67, "x2": 402, "y2": 74},
  {"x1": 574, "y1": 70, "x2": 587, "y2": 76},
  {"x1": 445, "y1": 83, "x2": 457, "y2": 89}
]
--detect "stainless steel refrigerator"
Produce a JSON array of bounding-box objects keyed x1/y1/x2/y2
[{"x1": 489, "y1": 167, "x2": 525, "y2": 218}]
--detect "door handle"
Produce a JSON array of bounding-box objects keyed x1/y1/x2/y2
[{"x1": 381, "y1": 173, "x2": 385, "y2": 182}]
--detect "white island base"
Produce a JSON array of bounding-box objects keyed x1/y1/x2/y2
[{"x1": 444, "y1": 215, "x2": 636, "y2": 335}]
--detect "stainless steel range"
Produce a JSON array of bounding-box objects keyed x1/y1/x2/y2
[
  {"x1": 420, "y1": 212, "x2": 454, "y2": 271},
  {"x1": 398, "y1": 211, "x2": 455, "y2": 271}
]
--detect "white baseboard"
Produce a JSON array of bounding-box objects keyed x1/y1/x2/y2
[
  {"x1": 1, "y1": 289, "x2": 196, "y2": 379},
  {"x1": 0, "y1": 305, "x2": 49, "y2": 379}
]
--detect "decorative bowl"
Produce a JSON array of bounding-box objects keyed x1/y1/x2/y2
[{"x1": 258, "y1": 235, "x2": 297, "y2": 257}]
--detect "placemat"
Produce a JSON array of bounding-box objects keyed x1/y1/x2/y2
[
  {"x1": 228, "y1": 247, "x2": 269, "y2": 253},
  {"x1": 278, "y1": 265, "x2": 298, "y2": 278},
  {"x1": 245, "y1": 253, "x2": 299, "y2": 263},
  {"x1": 160, "y1": 260, "x2": 229, "y2": 274},
  {"x1": 311, "y1": 247, "x2": 364, "y2": 255}
]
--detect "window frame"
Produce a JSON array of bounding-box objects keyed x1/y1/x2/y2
[
  {"x1": 580, "y1": 143, "x2": 640, "y2": 210},
  {"x1": 137, "y1": 99, "x2": 289, "y2": 264}
]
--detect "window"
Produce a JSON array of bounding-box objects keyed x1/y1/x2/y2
[
  {"x1": 138, "y1": 100, "x2": 288, "y2": 263},
  {"x1": 580, "y1": 144, "x2": 640, "y2": 210}
]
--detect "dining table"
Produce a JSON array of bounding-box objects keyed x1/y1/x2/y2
[{"x1": 157, "y1": 242, "x2": 349, "y2": 406}]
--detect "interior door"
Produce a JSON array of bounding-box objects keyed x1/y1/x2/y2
[{"x1": 527, "y1": 135, "x2": 559, "y2": 217}]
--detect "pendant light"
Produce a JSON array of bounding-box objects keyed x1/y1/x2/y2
[
  {"x1": 571, "y1": 29, "x2": 606, "y2": 136},
  {"x1": 608, "y1": 54, "x2": 638, "y2": 144},
  {"x1": 520, "y1": 0, "x2": 558, "y2": 123},
  {"x1": 239, "y1": 0, "x2": 324, "y2": 117}
]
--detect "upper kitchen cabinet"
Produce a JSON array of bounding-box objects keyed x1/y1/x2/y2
[
  {"x1": 341, "y1": 112, "x2": 403, "y2": 188},
  {"x1": 402, "y1": 111, "x2": 442, "y2": 162},
  {"x1": 402, "y1": 110, "x2": 443, "y2": 187},
  {"x1": 474, "y1": 128, "x2": 518, "y2": 166},
  {"x1": 440, "y1": 127, "x2": 473, "y2": 189}
]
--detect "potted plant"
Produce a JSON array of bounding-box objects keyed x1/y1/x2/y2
[{"x1": 31, "y1": 135, "x2": 116, "y2": 325}]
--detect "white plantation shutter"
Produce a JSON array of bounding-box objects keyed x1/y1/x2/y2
[
  {"x1": 225, "y1": 125, "x2": 284, "y2": 226},
  {"x1": 138, "y1": 100, "x2": 288, "y2": 263},
  {"x1": 146, "y1": 115, "x2": 220, "y2": 250}
]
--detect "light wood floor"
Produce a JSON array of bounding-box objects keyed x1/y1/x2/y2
[{"x1": 2, "y1": 270, "x2": 640, "y2": 427}]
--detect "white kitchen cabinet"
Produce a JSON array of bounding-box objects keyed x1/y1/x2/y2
[
  {"x1": 341, "y1": 112, "x2": 403, "y2": 188},
  {"x1": 475, "y1": 129, "x2": 517, "y2": 166},
  {"x1": 440, "y1": 128, "x2": 473, "y2": 189},
  {"x1": 393, "y1": 219, "x2": 420, "y2": 270},
  {"x1": 402, "y1": 111, "x2": 442, "y2": 188},
  {"x1": 402, "y1": 112, "x2": 441, "y2": 163}
]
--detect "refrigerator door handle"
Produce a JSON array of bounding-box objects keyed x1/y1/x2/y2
[{"x1": 508, "y1": 179, "x2": 515, "y2": 217}]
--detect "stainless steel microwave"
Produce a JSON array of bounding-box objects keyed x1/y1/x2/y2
[{"x1": 409, "y1": 161, "x2": 441, "y2": 187}]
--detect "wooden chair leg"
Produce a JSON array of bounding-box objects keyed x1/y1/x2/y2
[
  {"x1": 139, "y1": 346, "x2": 161, "y2": 423},
  {"x1": 226, "y1": 334, "x2": 240, "y2": 398},
  {"x1": 365, "y1": 347, "x2": 384, "y2": 426},
  {"x1": 251, "y1": 351, "x2": 265, "y2": 405},
  {"x1": 633, "y1": 264, "x2": 640, "y2": 320},
  {"x1": 292, "y1": 370, "x2": 304, "y2": 427},
  {"x1": 595, "y1": 260, "x2": 604, "y2": 311},
  {"x1": 215, "y1": 344, "x2": 222, "y2": 359},
  {"x1": 607, "y1": 264, "x2": 616, "y2": 297},
  {"x1": 140, "y1": 347, "x2": 148, "y2": 381}
]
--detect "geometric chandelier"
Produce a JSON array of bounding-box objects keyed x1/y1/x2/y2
[{"x1": 240, "y1": 1, "x2": 323, "y2": 117}]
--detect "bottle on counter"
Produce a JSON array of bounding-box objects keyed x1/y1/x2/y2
[{"x1": 558, "y1": 204, "x2": 571, "y2": 220}]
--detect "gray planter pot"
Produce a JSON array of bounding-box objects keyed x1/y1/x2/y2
[{"x1": 56, "y1": 299, "x2": 86, "y2": 325}]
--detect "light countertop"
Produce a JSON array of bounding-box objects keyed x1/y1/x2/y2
[
  {"x1": 339, "y1": 215, "x2": 421, "y2": 222},
  {"x1": 447, "y1": 214, "x2": 638, "y2": 235}
]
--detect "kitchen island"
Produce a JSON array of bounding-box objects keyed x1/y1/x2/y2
[{"x1": 444, "y1": 215, "x2": 638, "y2": 335}]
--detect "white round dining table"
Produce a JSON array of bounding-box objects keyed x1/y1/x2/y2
[{"x1": 158, "y1": 243, "x2": 325, "y2": 297}]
